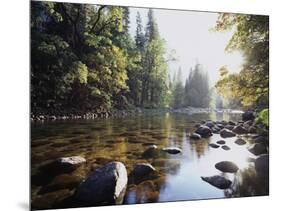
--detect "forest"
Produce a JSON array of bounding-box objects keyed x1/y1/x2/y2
[{"x1": 31, "y1": 1, "x2": 269, "y2": 116}]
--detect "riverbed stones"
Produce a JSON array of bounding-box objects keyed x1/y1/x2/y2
[
  {"x1": 194, "y1": 125, "x2": 212, "y2": 138},
  {"x1": 209, "y1": 143, "x2": 220, "y2": 148},
  {"x1": 40, "y1": 156, "x2": 86, "y2": 175},
  {"x1": 255, "y1": 154, "x2": 269, "y2": 178},
  {"x1": 201, "y1": 175, "x2": 232, "y2": 189},
  {"x1": 216, "y1": 140, "x2": 226, "y2": 145},
  {"x1": 132, "y1": 163, "x2": 156, "y2": 178},
  {"x1": 205, "y1": 121, "x2": 215, "y2": 128},
  {"x1": 215, "y1": 161, "x2": 239, "y2": 173},
  {"x1": 162, "y1": 147, "x2": 182, "y2": 154},
  {"x1": 225, "y1": 125, "x2": 235, "y2": 130},
  {"x1": 190, "y1": 133, "x2": 201, "y2": 140},
  {"x1": 221, "y1": 145, "x2": 231, "y2": 151},
  {"x1": 142, "y1": 145, "x2": 158, "y2": 158},
  {"x1": 232, "y1": 125, "x2": 248, "y2": 134},
  {"x1": 228, "y1": 121, "x2": 236, "y2": 126},
  {"x1": 248, "y1": 143, "x2": 268, "y2": 155},
  {"x1": 74, "y1": 161, "x2": 128, "y2": 206},
  {"x1": 235, "y1": 138, "x2": 246, "y2": 145},
  {"x1": 220, "y1": 129, "x2": 236, "y2": 138}
]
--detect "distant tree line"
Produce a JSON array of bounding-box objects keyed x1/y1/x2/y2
[{"x1": 170, "y1": 64, "x2": 210, "y2": 109}]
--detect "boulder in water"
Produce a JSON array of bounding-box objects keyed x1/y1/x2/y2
[
  {"x1": 235, "y1": 138, "x2": 246, "y2": 145},
  {"x1": 220, "y1": 129, "x2": 236, "y2": 138},
  {"x1": 201, "y1": 175, "x2": 232, "y2": 189},
  {"x1": 232, "y1": 125, "x2": 248, "y2": 134},
  {"x1": 215, "y1": 161, "x2": 239, "y2": 173},
  {"x1": 162, "y1": 147, "x2": 182, "y2": 154},
  {"x1": 74, "y1": 161, "x2": 128, "y2": 206},
  {"x1": 195, "y1": 125, "x2": 212, "y2": 138},
  {"x1": 132, "y1": 163, "x2": 156, "y2": 178},
  {"x1": 248, "y1": 143, "x2": 268, "y2": 155}
]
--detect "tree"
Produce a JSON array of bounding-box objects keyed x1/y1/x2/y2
[
  {"x1": 214, "y1": 14, "x2": 269, "y2": 108},
  {"x1": 172, "y1": 67, "x2": 184, "y2": 108}
]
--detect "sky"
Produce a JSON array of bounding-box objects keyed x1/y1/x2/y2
[{"x1": 128, "y1": 7, "x2": 244, "y2": 86}]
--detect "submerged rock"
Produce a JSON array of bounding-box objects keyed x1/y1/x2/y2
[
  {"x1": 74, "y1": 161, "x2": 128, "y2": 206},
  {"x1": 255, "y1": 154, "x2": 269, "y2": 178},
  {"x1": 190, "y1": 133, "x2": 201, "y2": 140},
  {"x1": 220, "y1": 129, "x2": 236, "y2": 138},
  {"x1": 162, "y1": 147, "x2": 182, "y2": 154},
  {"x1": 32, "y1": 189, "x2": 73, "y2": 210},
  {"x1": 195, "y1": 125, "x2": 212, "y2": 138},
  {"x1": 215, "y1": 161, "x2": 239, "y2": 173},
  {"x1": 209, "y1": 143, "x2": 220, "y2": 148},
  {"x1": 39, "y1": 174, "x2": 83, "y2": 194},
  {"x1": 201, "y1": 175, "x2": 232, "y2": 189},
  {"x1": 132, "y1": 163, "x2": 156, "y2": 178},
  {"x1": 142, "y1": 145, "x2": 159, "y2": 158},
  {"x1": 235, "y1": 138, "x2": 246, "y2": 145},
  {"x1": 40, "y1": 156, "x2": 86, "y2": 175},
  {"x1": 248, "y1": 143, "x2": 268, "y2": 156}
]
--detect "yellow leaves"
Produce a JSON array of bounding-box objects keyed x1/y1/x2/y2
[
  {"x1": 218, "y1": 66, "x2": 229, "y2": 77},
  {"x1": 65, "y1": 61, "x2": 88, "y2": 84}
]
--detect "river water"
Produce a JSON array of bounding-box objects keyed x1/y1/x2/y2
[{"x1": 31, "y1": 112, "x2": 269, "y2": 209}]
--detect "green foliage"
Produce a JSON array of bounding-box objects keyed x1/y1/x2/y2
[
  {"x1": 256, "y1": 108, "x2": 269, "y2": 127},
  {"x1": 214, "y1": 14, "x2": 269, "y2": 108},
  {"x1": 31, "y1": 2, "x2": 170, "y2": 113}
]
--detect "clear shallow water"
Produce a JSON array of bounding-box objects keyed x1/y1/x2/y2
[{"x1": 31, "y1": 112, "x2": 268, "y2": 209}]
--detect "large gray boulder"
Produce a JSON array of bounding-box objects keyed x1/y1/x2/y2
[
  {"x1": 248, "y1": 143, "x2": 268, "y2": 156},
  {"x1": 215, "y1": 161, "x2": 239, "y2": 173},
  {"x1": 220, "y1": 129, "x2": 236, "y2": 138},
  {"x1": 201, "y1": 175, "x2": 232, "y2": 189},
  {"x1": 74, "y1": 161, "x2": 128, "y2": 206},
  {"x1": 255, "y1": 154, "x2": 269, "y2": 178},
  {"x1": 195, "y1": 125, "x2": 212, "y2": 138}
]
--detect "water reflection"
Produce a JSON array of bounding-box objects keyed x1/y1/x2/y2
[{"x1": 31, "y1": 112, "x2": 268, "y2": 208}]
